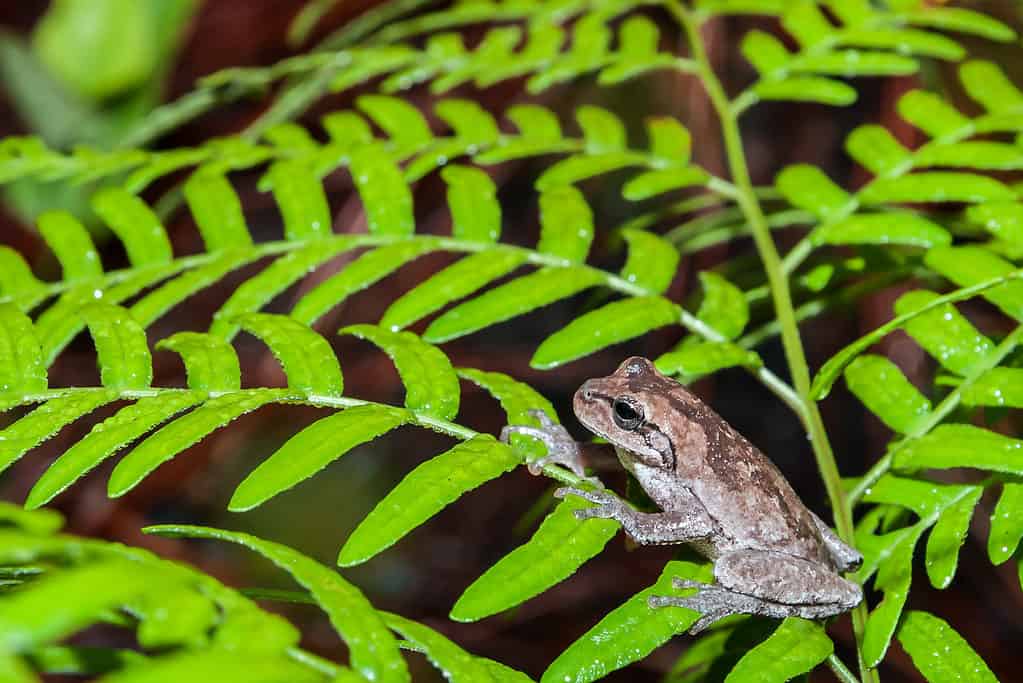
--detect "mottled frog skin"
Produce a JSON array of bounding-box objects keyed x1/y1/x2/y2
[{"x1": 503, "y1": 357, "x2": 862, "y2": 633}]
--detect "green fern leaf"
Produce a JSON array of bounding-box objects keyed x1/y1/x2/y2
[
  {"x1": 435, "y1": 100, "x2": 501, "y2": 146},
  {"x1": 0, "y1": 502, "x2": 62, "y2": 534},
  {"x1": 338, "y1": 435, "x2": 518, "y2": 567},
  {"x1": 897, "y1": 90, "x2": 969, "y2": 139},
  {"x1": 754, "y1": 78, "x2": 857, "y2": 107},
  {"x1": 456, "y1": 367, "x2": 558, "y2": 461},
  {"x1": 148, "y1": 525, "x2": 409, "y2": 683},
  {"x1": 536, "y1": 152, "x2": 642, "y2": 190},
  {"x1": 862, "y1": 171, "x2": 1015, "y2": 204},
  {"x1": 0, "y1": 304, "x2": 46, "y2": 394},
  {"x1": 861, "y1": 525, "x2": 920, "y2": 667},
  {"x1": 598, "y1": 16, "x2": 675, "y2": 85},
  {"x1": 131, "y1": 580, "x2": 219, "y2": 649},
  {"x1": 538, "y1": 185, "x2": 594, "y2": 263},
  {"x1": 350, "y1": 144, "x2": 415, "y2": 235},
  {"x1": 450, "y1": 494, "x2": 618, "y2": 622},
  {"x1": 340, "y1": 324, "x2": 458, "y2": 419},
  {"x1": 259, "y1": 160, "x2": 332, "y2": 240},
  {"x1": 622, "y1": 168, "x2": 709, "y2": 201},
  {"x1": 541, "y1": 561, "x2": 711, "y2": 683},
  {"x1": 475, "y1": 105, "x2": 571, "y2": 164},
  {"x1": 183, "y1": 170, "x2": 254, "y2": 250},
  {"x1": 925, "y1": 246, "x2": 1023, "y2": 322},
  {"x1": 156, "y1": 332, "x2": 241, "y2": 392},
  {"x1": 897, "y1": 611, "x2": 997, "y2": 683},
  {"x1": 25, "y1": 392, "x2": 205, "y2": 509},
  {"x1": 321, "y1": 110, "x2": 373, "y2": 152},
  {"x1": 91, "y1": 188, "x2": 173, "y2": 267},
  {"x1": 845, "y1": 126, "x2": 911, "y2": 176},
  {"x1": 358, "y1": 95, "x2": 433, "y2": 153},
  {"x1": 924, "y1": 488, "x2": 981, "y2": 589},
  {"x1": 36, "y1": 212, "x2": 103, "y2": 282},
  {"x1": 619, "y1": 228, "x2": 679, "y2": 295},
  {"x1": 229, "y1": 404, "x2": 410, "y2": 511},
  {"x1": 290, "y1": 241, "x2": 437, "y2": 326},
  {"x1": 839, "y1": 28, "x2": 963, "y2": 61},
  {"x1": 380, "y1": 252, "x2": 527, "y2": 331},
  {"x1": 527, "y1": 16, "x2": 609, "y2": 93},
  {"x1": 794, "y1": 51, "x2": 917, "y2": 78},
  {"x1": 961, "y1": 367, "x2": 1023, "y2": 408},
  {"x1": 106, "y1": 651, "x2": 324, "y2": 683},
  {"x1": 724, "y1": 618, "x2": 833, "y2": 683},
  {"x1": 383, "y1": 611, "x2": 533, "y2": 683},
  {"x1": 812, "y1": 212, "x2": 950, "y2": 249},
  {"x1": 915, "y1": 141, "x2": 1023, "y2": 170},
  {"x1": 655, "y1": 341, "x2": 762, "y2": 381},
  {"x1": 989, "y1": 483, "x2": 1023, "y2": 565},
  {"x1": 0, "y1": 248, "x2": 46, "y2": 309},
  {"x1": 532, "y1": 297, "x2": 679, "y2": 370},
  {"x1": 0, "y1": 391, "x2": 117, "y2": 474},
  {"x1": 211, "y1": 239, "x2": 358, "y2": 337},
  {"x1": 843, "y1": 355, "x2": 932, "y2": 434},
  {"x1": 894, "y1": 290, "x2": 994, "y2": 376},
  {"x1": 776, "y1": 166, "x2": 852, "y2": 221},
  {"x1": 107, "y1": 389, "x2": 290, "y2": 497},
  {"x1": 697, "y1": 273, "x2": 748, "y2": 341},
  {"x1": 236, "y1": 313, "x2": 343, "y2": 397},
  {"x1": 780, "y1": 2, "x2": 834, "y2": 48},
  {"x1": 0, "y1": 560, "x2": 155, "y2": 653},
  {"x1": 442, "y1": 165, "x2": 501, "y2": 242},
  {"x1": 893, "y1": 424, "x2": 1023, "y2": 475},
  {"x1": 967, "y1": 202, "x2": 1023, "y2": 246},
  {"x1": 81, "y1": 304, "x2": 152, "y2": 390},
  {"x1": 424, "y1": 268, "x2": 603, "y2": 343},
  {"x1": 910, "y1": 10, "x2": 1015, "y2": 43}
]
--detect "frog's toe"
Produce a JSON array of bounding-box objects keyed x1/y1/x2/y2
[
  {"x1": 555, "y1": 487, "x2": 614, "y2": 505},
  {"x1": 672, "y1": 577, "x2": 707, "y2": 591},
  {"x1": 526, "y1": 408, "x2": 556, "y2": 428}
]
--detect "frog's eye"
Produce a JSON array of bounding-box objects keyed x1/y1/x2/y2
[{"x1": 612, "y1": 398, "x2": 643, "y2": 430}]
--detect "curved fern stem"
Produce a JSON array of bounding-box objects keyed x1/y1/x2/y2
[
  {"x1": 848, "y1": 324, "x2": 1023, "y2": 508},
  {"x1": 9, "y1": 385, "x2": 589, "y2": 488},
  {"x1": 670, "y1": 4, "x2": 870, "y2": 680}
]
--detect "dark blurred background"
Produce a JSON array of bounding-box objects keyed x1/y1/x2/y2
[{"x1": 1, "y1": 1, "x2": 1021, "y2": 681}]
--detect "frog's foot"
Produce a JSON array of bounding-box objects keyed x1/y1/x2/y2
[
  {"x1": 554, "y1": 487, "x2": 622, "y2": 520},
  {"x1": 501, "y1": 410, "x2": 591, "y2": 479},
  {"x1": 648, "y1": 578, "x2": 742, "y2": 634}
]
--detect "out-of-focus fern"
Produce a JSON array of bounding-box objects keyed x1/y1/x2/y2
[{"x1": 0, "y1": 503, "x2": 532, "y2": 682}]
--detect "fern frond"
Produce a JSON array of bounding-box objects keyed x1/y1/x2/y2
[
  {"x1": 1, "y1": 505, "x2": 538, "y2": 681},
  {"x1": 735, "y1": 1, "x2": 1014, "y2": 110}
]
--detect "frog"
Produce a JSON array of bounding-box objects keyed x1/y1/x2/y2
[{"x1": 501, "y1": 356, "x2": 863, "y2": 634}]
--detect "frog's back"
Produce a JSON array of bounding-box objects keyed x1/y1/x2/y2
[{"x1": 661, "y1": 384, "x2": 829, "y2": 563}]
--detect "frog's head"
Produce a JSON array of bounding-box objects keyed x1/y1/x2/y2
[{"x1": 573, "y1": 356, "x2": 686, "y2": 474}]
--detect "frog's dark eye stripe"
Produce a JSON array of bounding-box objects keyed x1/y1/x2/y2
[{"x1": 612, "y1": 397, "x2": 643, "y2": 430}]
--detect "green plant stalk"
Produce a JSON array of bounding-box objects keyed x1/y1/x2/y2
[
  {"x1": 848, "y1": 324, "x2": 1023, "y2": 507},
  {"x1": 828, "y1": 654, "x2": 860, "y2": 683},
  {"x1": 670, "y1": 5, "x2": 873, "y2": 681}
]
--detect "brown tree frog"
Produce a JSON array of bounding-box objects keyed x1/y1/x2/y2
[{"x1": 502, "y1": 357, "x2": 862, "y2": 633}]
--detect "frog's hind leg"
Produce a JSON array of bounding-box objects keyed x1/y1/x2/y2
[
  {"x1": 648, "y1": 550, "x2": 862, "y2": 633},
  {"x1": 809, "y1": 511, "x2": 863, "y2": 572}
]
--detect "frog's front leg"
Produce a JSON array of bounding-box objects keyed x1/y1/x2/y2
[
  {"x1": 554, "y1": 487, "x2": 716, "y2": 546},
  {"x1": 649, "y1": 550, "x2": 863, "y2": 633},
  {"x1": 501, "y1": 409, "x2": 600, "y2": 479}
]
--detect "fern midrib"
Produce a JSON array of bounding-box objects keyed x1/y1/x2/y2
[{"x1": 3, "y1": 385, "x2": 589, "y2": 489}]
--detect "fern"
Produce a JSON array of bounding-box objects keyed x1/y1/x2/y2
[
  {"x1": 2, "y1": 0, "x2": 1022, "y2": 681},
  {"x1": 0, "y1": 503, "x2": 532, "y2": 682}
]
